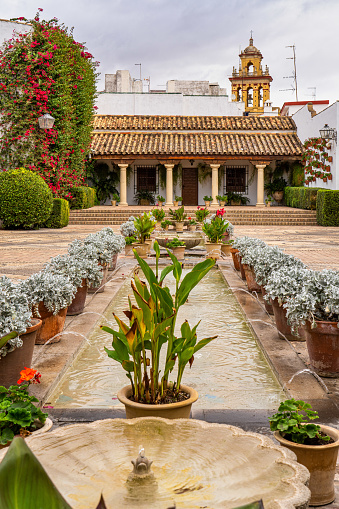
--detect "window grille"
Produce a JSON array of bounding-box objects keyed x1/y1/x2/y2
[
  {"x1": 223, "y1": 166, "x2": 249, "y2": 194},
  {"x1": 134, "y1": 165, "x2": 159, "y2": 194}
]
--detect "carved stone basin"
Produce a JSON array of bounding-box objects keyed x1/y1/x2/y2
[
  {"x1": 0, "y1": 418, "x2": 310, "y2": 508},
  {"x1": 155, "y1": 232, "x2": 203, "y2": 249}
]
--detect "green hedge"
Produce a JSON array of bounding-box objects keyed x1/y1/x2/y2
[
  {"x1": 317, "y1": 190, "x2": 339, "y2": 226},
  {"x1": 69, "y1": 186, "x2": 96, "y2": 209},
  {"x1": 84, "y1": 187, "x2": 96, "y2": 208},
  {"x1": 0, "y1": 168, "x2": 53, "y2": 229},
  {"x1": 44, "y1": 198, "x2": 70, "y2": 228},
  {"x1": 285, "y1": 187, "x2": 323, "y2": 210}
]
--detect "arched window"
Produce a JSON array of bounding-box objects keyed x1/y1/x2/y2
[
  {"x1": 247, "y1": 88, "x2": 253, "y2": 107},
  {"x1": 237, "y1": 87, "x2": 242, "y2": 102},
  {"x1": 258, "y1": 87, "x2": 263, "y2": 107},
  {"x1": 247, "y1": 62, "x2": 254, "y2": 75}
]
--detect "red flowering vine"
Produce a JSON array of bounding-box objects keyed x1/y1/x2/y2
[
  {"x1": 302, "y1": 137, "x2": 333, "y2": 185},
  {"x1": 0, "y1": 10, "x2": 98, "y2": 198}
]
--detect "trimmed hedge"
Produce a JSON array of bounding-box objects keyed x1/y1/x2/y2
[
  {"x1": 44, "y1": 198, "x2": 70, "y2": 228},
  {"x1": 317, "y1": 190, "x2": 339, "y2": 226},
  {"x1": 285, "y1": 187, "x2": 323, "y2": 210},
  {"x1": 69, "y1": 186, "x2": 96, "y2": 209},
  {"x1": 0, "y1": 168, "x2": 53, "y2": 228}
]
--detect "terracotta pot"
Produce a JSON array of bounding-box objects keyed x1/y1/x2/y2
[
  {"x1": 125, "y1": 244, "x2": 134, "y2": 256},
  {"x1": 33, "y1": 303, "x2": 68, "y2": 345},
  {"x1": 271, "y1": 299, "x2": 304, "y2": 342},
  {"x1": 108, "y1": 253, "x2": 118, "y2": 271},
  {"x1": 172, "y1": 246, "x2": 185, "y2": 260},
  {"x1": 111, "y1": 200, "x2": 116, "y2": 206},
  {"x1": 117, "y1": 384, "x2": 198, "y2": 419},
  {"x1": 266, "y1": 201, "x2": 272, "y2": 207},
  {"x1": 0, "y1": 418, "x2": 53, "y2": 450},
  {"x1": 133, "y1": 243, "x2": 148, "y2": 258},
  {"x1": 144, "y1": 239, "x2": 152, "y2": 253},
  {"x1": 261, "y1": 286, "x2": 273, "y2": 314},
  {"x1": 205, "y1": 242, "x2": 221, "y2": 260},
  {"x1": 0, "y1": 319, "x2": 42, "y2": 387},
  {"x1": 219, "y1": 201, "x2": 226, "y2": 207},
  {"x1": 230, "y1": 248, "x2": 240, "y2": 271},
  {"x1": 274, "y1": 425, "x2": 339, "y2": 506},
  {"x1": 273, "y1": 190, "x2": 284, "y2": 203},
  {"x1": 221, "y1": 244, "x2": 232, "y2": 257},
  {"x1": 242, "y1": 264, "x2": 261, "y2": 292},
  {"x1": 67, "y1": 279, "x2": 88, "y2": 316},
  {"x1": 175, "y1": 221, "x2": 184, "y2": 233},
  {"x1": 140, "y1": 199, "x2": 150, "y2": 206},
  {"x1": 204, "y1": 201, "x2": 210, "y2": 207},
  {"x1": 303, "y1": 320, "x2": 339, "y2": 377},
  {"x1": 88, "y1": 265, "x2": 109, "y2": 294},
  {"x1": 239, "y1": 258, "x2": 246, "y2": 280},
  {"x1": 173, "y1": 201, "x2": 179, "y2": 207}
]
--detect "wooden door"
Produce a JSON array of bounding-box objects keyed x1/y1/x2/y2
[{"x1": 182, "y1": 168, "x2": 198, "y2": 206}]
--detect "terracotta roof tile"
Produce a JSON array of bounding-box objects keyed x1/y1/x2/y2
[{"x1": 91, "y1": 132, "x2": 303, "y2": 157}]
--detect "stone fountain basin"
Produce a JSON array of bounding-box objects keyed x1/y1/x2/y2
[
  {"x1": 0, "y1": 418, "x2": 310, "y2": 508},
  {"x1": 155, "y1": 233, "x2": 203, "y2": 249}
]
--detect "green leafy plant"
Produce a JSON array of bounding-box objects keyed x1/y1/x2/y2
[
  {"x1": 197, "y1": 162, "x2": 211, "y2": 183},
  {"x1": 203, "y1": 195, "x2": 213, "y2": 202},
  {"x1": 111, "y1": 193, "x2": 120, "y2": 202},
  {"x1": 0, "y1": 168, "x2": 53, "y2": 229},
  {"x1": 166, "y1": 237, "x2": 185, "y2": 248},
  {"x1": 152, "y1": 208, "x2": 165, "y2": 221},
  {"x1": 216, "y1": 195, "x2": 228, "y2": 203},
  {"x1": 202, "y1": 216, "x2": 229, "y2": 243},
  {"x1": 161, "y1": 219, "x2": 171, "y2": 229},
  {"x1": 156, "y1": 195, "x2": 165, "y2": 203},
  {"x1": 44, "y1": 198, "x2": 70, "y2": 228},
  {"x1": 317, "y1": 190, "x2": 339, "y2": 226},
  {"x1": 187, "y1": 217, "x2": 197, "y2": 225},
  {"x1": 269, "y1": 399, "x2": 331, "y2": 445},
  {"x1": 265, "y1": 194, "x2": 273, "y2": 204},
  {"x1": 0, "y1": 368, "x2": 47, "y2": 446},
  {"x1": 101, "y1": 243, "x2": 216, "y2": 403},
  {"x1": 125, "y1": 236, "x2": 137, "y2": 246},
  {"x1": 265, "y1": 177, "x2": 288, "y2": 194},
  {"x1": 175, "y1": 195, "x2": 182, "y2": 202},
  {"x1": 86, "y1": 163, "x2": 119, "y2": 205},
  {"x1": 133, "y1": 212, "x2": 156, "y2": 243},
  {"x1": 169, "y1": 206, "x2": 187, "y2": 222},
  {"x1": 195, "y1": 207, "x2": 209, "y2": 222},
  {"x1": 134, "y1": 190, "x2": 155, "y2": 205}
]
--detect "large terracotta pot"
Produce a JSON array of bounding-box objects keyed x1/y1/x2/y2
[
  {"x1": 230, "y1": 248, "x2": 240, "y2": 271},
  {"x1": 275, "y1": 425, "x2": 339, "y2": 506},
  {"x1": 303, "y1": 320, "x2": 339, "y2": 377},
  {"x1": 271, "y1": 299, "x2": 304, "y2": 342},
  {"x1": 273, "y1": 190, "x2": 284, "y2": 203},
  {"x1": 133, "y1": 243, "x2": 148, "y2": 259},
  {"x1": 117, "y1": 384, "x2": 198, "y2": 419},
  {"x1": 261, "y1": 285, "x2": 273, "y2": 315},
  {"x1": 242, "y1": 264, "x2": 261, "y2": 292},
  {"x1": 125, "y1": 244, "x2": 134, "y2": 256},
  {"x1": 0, "y1": 418, "x2": 53, "y2": 450},
  {"x1": 221, "y1": 244, "x2": 232, "y2": 257},
  {"x1": 67, "y1": 279, "x2": 88, "y2": 316},
  {"x1": 205, "y1": 242, "x2": 221, "y2": 260},
  {"x1": 0, "y1": 319, "x2": 42, "y2": 387},
  {"x1": 238, "y1": 257, "x2": 246, "y2": 280},
  {"x1": 109, "y1": 253, "x2": 118, "y2": 271},
  {"x1": 172, "y1": 246, "x2": 185, "y2": 260},
  {"x1": 175, "y1": 222, "x2": 184, "y2": 233},
  {"x1": 88, "y1": 265, "x2": 109, "y2": 294},
  {"x1": 33, "y1": 303, "x2": 68, "y2": 345}
]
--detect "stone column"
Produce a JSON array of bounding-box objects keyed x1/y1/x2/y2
[
  {"x1": 165, "y1": 164, "x2": 174, "y2": 206},
  {"x1": 255, "y1": 164, "x2": 266, "y2": 208},
  {"x1": 210, "y1": 164, "x2": 220, "y2": 208},
  {"x1": 118, "y1": 164, "x2": 128, "y2": 206}
]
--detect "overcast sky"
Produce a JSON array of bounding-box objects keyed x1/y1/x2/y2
[{"x1": 1, "y1": 0, "x2": 339, "y2": 107}]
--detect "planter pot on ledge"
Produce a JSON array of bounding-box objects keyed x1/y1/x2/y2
[
  {"x1": 303, "y1": 320, "x2": 339, "y2": 377},
  {"x1": 171, "y1": 246, "x2": 185, "y2": 260},
  {"x1": 0, "y1": 418, "x2": 53, "y2": 450},
  {"x1": 88, "y1": 266, "x2": 109, "y2": 294},
  {"x1": 67, "y1": 279, "x2": 88, "y2": 316},
  {"x1": 33, "y1": 303, "x2": 68, "y2": 345},
  {"x1": 230, "y1": 248, "x2": 240, "y2": 271},
  {"x1": 117, "y1": 384, "x2": 198, "y2": 419},
  {"x1": 205, "y1": 242, "x2": 221, "y2": 260},
  {"x1": 242, "y1": 264, "x2": 261, "y2": 292},
  {"x1": 271, "y1": 298, "x2": 305, "y2": 342}
]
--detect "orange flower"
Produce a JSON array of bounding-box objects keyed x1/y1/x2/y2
[{"x1": 17, "y1": 367, "x2": 37, "y2": 384}]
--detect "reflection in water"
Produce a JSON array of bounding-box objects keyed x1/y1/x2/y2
[{"x1": 50, "y1": 269, "x2": 285, "y2": 409}]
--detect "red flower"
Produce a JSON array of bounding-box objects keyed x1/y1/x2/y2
[{"x1": 17, "y1": 367, "x2": 41, "y2": 384}]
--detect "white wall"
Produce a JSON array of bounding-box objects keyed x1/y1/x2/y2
[
  {"x1": 96, "y1": 92, "x2": 245, "y2": 116},
  {"x1": 293, "y1": 102, "x2": 338, "y2": 190},
  {"x1": 0, "y1": 19, "x2": 31, "y2": 46}
]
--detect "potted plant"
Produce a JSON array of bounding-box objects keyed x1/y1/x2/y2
[
  {"x1": 216, "y1": 195, "x2": 228, "y2": 207},
  {"x1": 166, "y1": 237, "x2": 186, "y2": 260},
  {"x1": 133, "y1": 212, "x2": 156, "y2": 257},
  {"x1": 152, "y1": 207, "x2": 165, "y2": 227},
  {"x1": 156, "y1": 195, "x2": 165, "y2": 206},
  {"x1": 265, "y1": 177, "x2": 287, "y2": 204},
  {"x1": 134, "y1": 190, "x2": 155, "y2": 206},
  {"x1": 187, "y1": 217, "x2": 197, "y2": 231},
  {"x1": 111, "y1": 193, "x2": 120, "y2": 207},
  {"x1": 283, "y1": 269, "x2": 339, "y2": 376},
  {"x1": 0, "y1": 276, "x2": 41, "y2": 388},
  {"x1": 269, "y1": 398, "x2": 339, "y2": 506},
  {"x1": 124, "y1": 236, "x2": 137, "y2": 256},
  {"x1": 203, "y1": 195, "x2": 212, "y2": 207},
  {"x1": 221, "y1": 239, "x2": 234, "y2": 257},
  {"x1": 202, "y1": 211, "x2": 230, "y2": 260},
  {"x1": 161, "y1": 219, "x2": 172, "y2": 231},
  {"x1": 21, "y1": 271, "x2": 76, "y2": 345},
  {"x1": 195, "y1": 207, "x2": 209, "y2": 229},
  {"x1": 120, "y1": 219, "x2": 137, "y2": 238},
  {"x1": 173, "y1": 195, "x2": 182, "y2": 207},
  {"x1": 101, "y1": 243, "x2": 216, "y2": 418},
  {"x1": 169, "y1": 206, "x2": 187, "y2": 233},
  {"x1": 265, "y1": 194, "x2": 273, "y2": 207},
  {"x1": 0, "y1": 368, "x2": 52, "y2": 448}
]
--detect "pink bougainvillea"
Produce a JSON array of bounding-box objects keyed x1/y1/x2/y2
[{"x1": 0, "y1": 10, "x2": 98, "y2": 198}]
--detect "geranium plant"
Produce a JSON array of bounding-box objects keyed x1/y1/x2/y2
[
  {"x1": 166, "y1": 237, "x2": 185, "y2": 248},
  {"x1": 0, "y1": 368, "x2": 47, "y2": 446}
]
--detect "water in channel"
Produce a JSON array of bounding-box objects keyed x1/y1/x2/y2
[{"x1": 49, "y1": 268, "x2": 285, "y2": 409}]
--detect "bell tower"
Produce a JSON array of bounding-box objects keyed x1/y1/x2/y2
[{"x1": 229, "y1": 35, "x2": 273, "y2": 114}]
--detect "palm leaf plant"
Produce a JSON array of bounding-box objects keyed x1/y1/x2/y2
[
  {"x1": 101, "y1": 242, "x2": 216, "y2": 404},
  {"x1": 168, "y1": 206, "x2": 187, "y2": 222}
]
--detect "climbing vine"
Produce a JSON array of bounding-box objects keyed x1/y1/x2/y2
[
  {"x1": 0, "y1": 10, "x2": 98, "y2": 198},
  {"x1": 302, "y1": 138, "x2": 333, "y2": 185}
]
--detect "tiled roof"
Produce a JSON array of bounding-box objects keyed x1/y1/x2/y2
[
  {"x1": 93, "y1": 115, "x2": 296, "y2": 131},
  {"x1": 91, "y1": 132, "x2": 303, "y2": 157}
]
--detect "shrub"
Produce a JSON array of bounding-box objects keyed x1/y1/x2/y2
[
  {"x1": 290, "y1": 162, "x2": 305, "y2": 187},
  {"x1": 317, "y1": 190, "x2": 339, "y2": 226},
  {"x1": 44, "y1": 198, "x2": 70, "y2": 228},
  {"x1": 84, "y1": 187, "x2": 96, "y2": 208},
  {"x1": 0, "y1": 168, "x2": 53, "y2": 229},
  {"x1": 285, "y1": 187, "x2": 322, "y2": 210},
  {"x1": 69, "y1": 186, "x2": 88, "y2": 210}
]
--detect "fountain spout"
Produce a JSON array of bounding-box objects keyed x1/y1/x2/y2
[{"x1": 131, "y1": 447, "x2": 153, "y2": 477}]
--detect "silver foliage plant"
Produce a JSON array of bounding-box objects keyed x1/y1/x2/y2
[
  {"x1": 120, "y1": 220, "x2": 136, "y2": 237},
  {"x1": 0, "y1": 276, "x2": 31, "y2": 358},
  {"x1": 44, "y1": 253, "x2": 103, "y2": 288},
  {"x1": 20, "y1": 271, "x2": 77, "y2": 316},
  {"x1": 233, "y1": 236, "x2": 266, "y2": 256}
]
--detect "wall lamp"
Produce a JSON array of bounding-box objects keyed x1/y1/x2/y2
[{"x1": 319, "y1": 124, "x2": 337, "y2": 144}]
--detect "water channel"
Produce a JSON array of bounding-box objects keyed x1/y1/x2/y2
[{"x1": 49, "y1": 267, "x2": 285, "y2": 409}]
